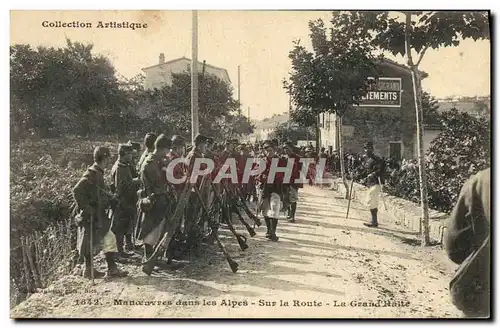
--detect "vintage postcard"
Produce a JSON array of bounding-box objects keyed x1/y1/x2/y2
[{"x1": 9, "y1": 10, "x2": 491, "y2": 319}]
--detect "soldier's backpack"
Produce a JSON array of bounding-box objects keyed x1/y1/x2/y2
[{"x1": 449, "y1": 235, "x2": 490, "y2": 317}]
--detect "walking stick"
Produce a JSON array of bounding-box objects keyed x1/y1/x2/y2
[
  {"x1": 378, "y1": 177, "x2": 387, "y2": 211},
  {"x1": 345, "y1": 177, "x2": 355, "y2": 220},
  {"x1": 89, "y1": 213, "x2": 94, "y2": 286}
]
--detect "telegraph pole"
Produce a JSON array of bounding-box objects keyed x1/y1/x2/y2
[
  {"x1": 288, "y1": 92, "x2": 292, "y2": 129},
  {"x1": 191, "y1": 10, "x2": 199, "y2": 143},
  {"x1": 238, "y1": 65, "x2": 241, "y2": 115}
]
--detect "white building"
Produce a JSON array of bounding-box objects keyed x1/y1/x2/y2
[
  {"x1": 247, "y1": 113, "x2": 290, "y2": 142},
  {"x1": 141, "y1": 54, "x2": 231, "y2": 90}
]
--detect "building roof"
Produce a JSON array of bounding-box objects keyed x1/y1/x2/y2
[
  {"x1": 376, "y1": 58, "x2": 429, "y2": 79},
  {"x1": 254, "y1": 113, "x2": 290, "y2": 130},
  {"x1": 141, "y1": 56, "x2": 231, "y2": 83}
]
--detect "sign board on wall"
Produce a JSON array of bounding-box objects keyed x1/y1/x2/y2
[{"x1": 357, "y1": 77, "x2": 402, "y2": 108}]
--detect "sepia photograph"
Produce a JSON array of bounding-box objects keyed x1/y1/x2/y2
[{"x1": 9, "y1": 9, "x2": 491, "y2": 319}]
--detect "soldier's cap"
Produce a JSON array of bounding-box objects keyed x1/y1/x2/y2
[
  {"x1": 93, "y1": 146, "x2": 111, "y2": 161},
  {"x1": 144, "y1": 132, "x2": 157, "y2": 143},
  {"x1": 127, "y1": 141, "x2": 142, "y2": 151},
  {"x1": 194, "y1": 133, "x2": 209, "y2": 144},
  {"x1": 171, "y1": 135, "x2": 186, "y2": 146},
  {"x1": 154, "y1": 134, "x2": 172, "y2": 150},
  {"x1": 118, "y1": 143, "x2": 134, "y2": 156},
  {"x1": 262, "y1": 140, "x2": 275, "y2": 149},
  {"x1": 364, "y1": 141, "x2": 374, "y2": 148}
]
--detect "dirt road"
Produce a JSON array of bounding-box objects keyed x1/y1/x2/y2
[{"x1": 11, "y1": 185, "x2": 462, "y2": 319}]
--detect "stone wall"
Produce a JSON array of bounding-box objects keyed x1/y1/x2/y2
[{"x1": 329, "y1": 178, "x2": 448, "y2": 245}]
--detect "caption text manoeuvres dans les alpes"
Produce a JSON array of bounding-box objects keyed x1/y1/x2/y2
[{"x1": 41, "y1": 21, "x2": 148, "y2": 30}]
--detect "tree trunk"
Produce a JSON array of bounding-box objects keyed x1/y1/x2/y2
[
  {"x1": 337, "y1": 114, "x2": 349, "y2": 199},
  {"x1": 315, "y1": 113, "x2": 321, "y2": 153},
  {"x1": 405, "y1": 12, "x2": 431, "y2": 246}
]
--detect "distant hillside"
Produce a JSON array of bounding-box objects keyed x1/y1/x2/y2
[
  {"x1": 253, "y1": 113, "x2": 290, "y2": 130},
  {"x1": 436, "y1": 96, "x2": 490, "y2": 117}
]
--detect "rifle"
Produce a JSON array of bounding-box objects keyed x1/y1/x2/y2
[
  {"x1": 345, "y1": 177, "x2": 355, "y2": 220},
  {"x1": 222, "y1": 184, "x2": 256, "y2": 236},
  {"x1": 142, "y1": 181, "x2": 192, "y2": 276},
  {"x1": 228, "y1": 185, "x2": 262, "y2": 227},
  {"x1": 192, "y1": 185, "x2": 239, "y2": 273},
  {"x1": 211, "y1": 183, "x2": 248, "y2": 251}
]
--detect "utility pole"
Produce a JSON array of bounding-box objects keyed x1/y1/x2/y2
[
  {"x1": 238, "y1": 65, "x2": 241, "y2": 115},
  {"x1": 191, "y1": 10, "x2": 199, "y2": 144},
  {"x1": 288, "y1": 92, "x2": 292, "y2": 129}
]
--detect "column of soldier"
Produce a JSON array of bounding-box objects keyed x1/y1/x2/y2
[{"x1": 72, "y1": 133, "x2": 305, "y2": 279}]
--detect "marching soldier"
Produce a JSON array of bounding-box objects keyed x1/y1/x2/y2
[
  {"x1": 137, "y1": 132, "x2": 157, "y2": 173},
  {"x1": 283, "y1": 141, "x2": 303, "y2": 223},
  {"x1": 73, "y1": 146, "x2": 128, "y2": 279},
  {"x1": 355, "y1": 141, "x2": 384, "y2": 228},
  {"x1": 111, "y1": 143, "x2": 141, "y2": 257},
  {"x1": 137, "y1": 134, "x2": 172, "y2": 263},
  {"x1": 257, "y1": 140, "x2": 287, "y2": 241}
]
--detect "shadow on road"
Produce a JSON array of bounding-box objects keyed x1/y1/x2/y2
[{"x1": 124, "y1": 224, "x2": 346, "y2": 297}]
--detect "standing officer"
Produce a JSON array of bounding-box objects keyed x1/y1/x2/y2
[
  {"x1": 283, "y1": 141, "x2": 302, "y2": 223},
  {"x1": 356, "y1": 141, "x2": 384, "y2": 228},
  {"x1": 257, "y1": 140, "x2": 287, "y2": 241},
  {"x1": 137, "y1": 134, "x2": 172, "y2": 263},
  {"x1": 137, "y1": 132, "x2": 157, "y2": 173},
  {"x1": 111, "y1": 143, "x2": 141, "y2": 258},
  {"x1": 73, "y1": 147, "x2": 128, "y2": 278}
]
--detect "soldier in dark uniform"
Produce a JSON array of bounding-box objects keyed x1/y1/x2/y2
[
  {"x1": 111, "y1": 143, "x2": 141, "y2": 258},
  {"x1": 185, "y1": 134, "x2": 210, "y2": 243},
  {"x1": 127, "y1": 141, "x2": 142, "y2": 179},
  {"x1": 137, "y1": 134, "x2": 172, "y2": 262},
  {"x1": 283, "y1": 141, "x2": 303, "y2": 223},
  {"x1": 166, "y1": 135, "x2": 188, "y2": 194},
  {"x1": 257, "y1": 140, "x2": 287, "y2": 241},
  {"x1": 355, "y1": 141, "x2": 384, "y2": 228},
  {"x1": 137, "y1": 132, "x2": 157, "y2": 173},
  {"x1": 73, "y1": 147, "x2": 128, "y2": 279},
  {"x1": 444, "y1": 168, "x2": 490, "y2": 318}
]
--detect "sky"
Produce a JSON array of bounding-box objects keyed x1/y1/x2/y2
[{"x1": 10, "y1": 10, "x2": 491, "y2": 121}]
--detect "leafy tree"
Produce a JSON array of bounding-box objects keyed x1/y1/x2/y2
[
  {"x1": 136, "y1": 71, "x2": 246, "y2": 141},
  {"x1": 332, "y1": 10, "x2": 490, "y2": 245},
  {"x1": 269, "y1": 122, "x2": 315, "y2": 144},
  {"x1": 284, "y1": 14, "x2": 380, "y2": 197},
  {"x1": 10, "y1": 39, "x2": 128, "y2": 138},
  {"x1": 290, "y1": 106, "x2": 317, "y2": 127},
  {"x1": 386, "y1": 108, "x2": 490, "y2": 214},
  {"x1": 426, "y1": 108, "x2": 490, "y2": 212},
  {"x1": 421, "y1": 92, "x2": 441, "y2": 126}
]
